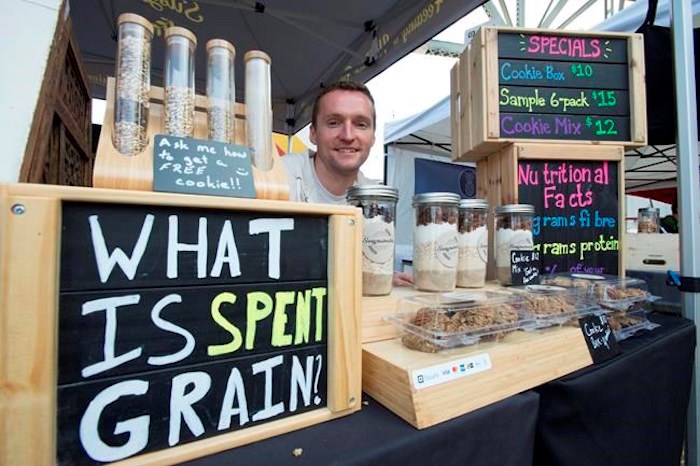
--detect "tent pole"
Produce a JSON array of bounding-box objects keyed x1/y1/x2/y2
[{"x1": 671, "y1": 1, "x2": 700, "y2": 466}]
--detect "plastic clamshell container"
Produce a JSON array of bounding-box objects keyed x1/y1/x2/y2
[
  {"x1": 508, "y1": 284, "x2": 602, "y2": 328},
  {"x1": 607, "y1": 307, "x2": 659, "y2": 341},
  {"x1": 540, "y1": 273, "x2": 657, "y2": 311},
  {"x1": 386, "y1": 291, "x2": 533, "y2": 353}
]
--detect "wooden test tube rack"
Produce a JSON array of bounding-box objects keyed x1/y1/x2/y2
[{"x1": 94, "y1": 77, "x2": 289, "y2": 200}]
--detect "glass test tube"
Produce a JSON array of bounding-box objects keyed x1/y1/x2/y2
[
  {"x1": 244, "y1": 50, "x2": 273, "y2": 170},
  {"x1": 206, "y1": 39, "x2": 236, "y2": 143},
  {"x1": 113, "y1": 13, "x2": 153, "y2": 156},
  {"x1": 164, "y1": 26, "x2": 196, "y2": 137}
]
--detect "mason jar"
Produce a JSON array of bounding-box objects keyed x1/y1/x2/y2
[
  {"x1": 457, "y1": 198, "x2": 489, "y2": 288},
  {"x1": 164, "y1": 26, "x2": 197, "y2": 137},
  {"x1": 412, "y1": 192, "x2": 460, "y2": 292},
  {"x1": 244, "y1": 50, "x2": 273, "y2": 170},
  {"x1": 347, "y1": 185, "x2": 399, "y2": 296},
  {"x1": 637, "y1": 207, "x2": 660, "y2": 233},
  {"x1": 206, "y1": 39, "x2": 236, "y2": 143},
  {"x1": 494, "y1": 204, "x2": 535, "y2": 285},
  {"x1": 113, "y1": 13, "x2": 153, "y2": 156}
]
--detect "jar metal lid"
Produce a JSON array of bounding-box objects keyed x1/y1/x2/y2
[
  {"x1": 165, "y1": 26, "x2": 197, "y2": 46},
  {"x1": 638, "y1": 207, "x2": 659, "y2": 214},
  {"x1": 494, "y1": 203, "x2": 535, "y2": 215},
  {"x1": 412, "y1": 192, "x2": 460, "y2": 206},
  {"x1": 118, "y1": 13, "x2": 154, "y2": 34},
  {"x1": 459, "y1": 198, "x2": 489, "y2": 210},
  {"x1": 347, "y1": 184, "x2": 398, "y2": 201}
]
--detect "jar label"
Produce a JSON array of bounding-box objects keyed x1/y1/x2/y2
[
  {"x1": 460, "y1": 226, "x2": 488, "y2": 264},
  {"x1": 435, "y1": 231, "x2": 459, "y2": 268},
  {"x1": 363, "y1": 221, "x2": 395, "y2": 264}
]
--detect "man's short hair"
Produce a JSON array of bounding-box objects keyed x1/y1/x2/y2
[{"x1": 311, "y1": 81, "x2": 376, "y2": 129}]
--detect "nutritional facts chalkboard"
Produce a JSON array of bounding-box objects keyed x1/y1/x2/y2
[
  {"x1": 517, "y1": 159, "x2": 619, "y2": 276},
  {"x1": 498, "y1": 32, "x2": 631, "y2": 142}
]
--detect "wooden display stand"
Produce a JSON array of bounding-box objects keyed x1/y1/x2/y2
[
  {"x1": 360, "y1": 25, "x2": 650, "y2": 430},
  {"x1": 0, "y1": 183, "x2": 361, "y2": 465},
  {"x1": 360, "y1": 287, "x2": 593, "y2": 429},
  {"x1": 363, "y1": 323, "x2": 591, "y2": 429},
  {"x1": 93, "y1": 77, "x2": 289, "y2": 200},
  {"x1": 451, "y1": 26, "x2": 647, "y2": 162}
]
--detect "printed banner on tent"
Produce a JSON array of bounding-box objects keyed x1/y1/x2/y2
[{"x1": 414, "y1": 158, "x2": 476, "y2": 198}]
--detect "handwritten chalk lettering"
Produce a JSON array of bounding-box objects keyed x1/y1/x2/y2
[
  {"x1": 569, "y1": 263, "x2": 606, "y2": 274},
  {"x1": 499, "y1": 33, "x2": 628, "y2": 63},
  {"x1": 532, "y1": 214, "x2": 577, "y2": 235},
  {"x1": 510, "y1": 250, "x2": 540, "y2": 285},
  {"x1": 89, "y1": 214, "x2": 293, "y2": 283},
  {"x1": 153, "y1": 135, "x2": 256, "y2": 198},
  {"x1": 579, "y1": 234, "x2": 619, "y2": 261},
  {"x1": 61, "y1": 204, "x2": 329, "y2": 291},
  {"x1": 59, "y1": 285, "x2": 327, "y2": 385},
  {"x1": 518, "y1": 160, "x2": 620, "y2": 276},
  {"x1": 501, "y1": 87, "x2": 615, "y2": 114},
  {"x1": 500, "y1": 113, "x2": 630, "y2": 141},
  {"x1": 579, "y1": 314, "x2": 619, "y2": 364},
  {"x1": 527, "y1": 36, "x2": 602, "y2": 59},
  {"x1": 174, "y1": 176, "x2": 243, "y2": 190},
  {"x1": 541, "y1": 241, "x2": 577, "y2": 256},
  {"x1": 499, "y1": 59, "x2": 629, "y2": 89},
  {"x1": 543, "y1": 184, "x2": 593, "y2": 209},
  {"x1": 519, "y1": 162, "x2": 610, "y2": 187},
  {"x1": 61, "y1": 349, "x2": 326, "y2": 465}
]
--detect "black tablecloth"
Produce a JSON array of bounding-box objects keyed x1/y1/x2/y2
[
  {"x1": 534, "y1": 313, "x2": 696, "y2": 466},
  {"x1": 184, "y1": 391, "x2": 539, "y2": 466}
]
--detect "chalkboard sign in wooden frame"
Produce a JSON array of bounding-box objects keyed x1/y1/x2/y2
[
  {"x1": 452, "y1": 26, "x2": 646, "y2": 162},
  {"x1": 0, "y1": 183, "x2": 362, "y2": 465},
  {"x1": 475, "y1": 143, "x2": 625, "y2": 280}
]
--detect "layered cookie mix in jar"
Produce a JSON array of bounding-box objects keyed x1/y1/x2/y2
[
  {"x1": 494, "y1": 204, "x2": 535, "y2": 285},
  {"x1": 412, "y1": 192, "x2": 460, "y2": 292},
  {"x1": 457, "y1": 199, "x2": 489, "y2": 288},
  {"x1": 347, "y1": 185, "x2": 399, "y2": 296}
]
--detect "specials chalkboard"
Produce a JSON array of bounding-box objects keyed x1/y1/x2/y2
[
  {"x1": 153, "y1": 135, "x2": 256, "y2": 198},
  {"x1": 518, "y1": 160, "x2": 619, "y2": 276},
  {"x1": 497, "y1": 31, "x2": 631, "y2": 142},
  {"x1": 57, "y1": 202, "x2": 329, "y2": 465}
]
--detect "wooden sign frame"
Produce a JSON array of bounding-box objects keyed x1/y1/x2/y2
[
  {"x1": 452, "y1": 26, "x2": 647, "y2": 162},
  {"x1": 475, "y1": 142, "x2": 626, "y2": 279},
  {"x1": 0, "y1": 183, "x2": 362, "y2": 465},
  {"x1": 93, "y1": 78, "x2": 290, "y2": 200}
]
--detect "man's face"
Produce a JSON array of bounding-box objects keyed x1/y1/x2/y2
[{"x1": 310, "y1": 89, "x2": 376, "y2": 175}]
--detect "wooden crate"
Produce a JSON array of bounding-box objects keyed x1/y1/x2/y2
[
  {"x1": 625, "y1": 233, "x2": 679, "y2": 272},
  {"x1": 452, "y1": 26, "x2": 647, "y2": 162},
  {"x1": 0, "y1": 183, "x2": 362, "y2": 465},
  {"x1": 21, "y1": 14, "x2": 93, "y2": 186}
]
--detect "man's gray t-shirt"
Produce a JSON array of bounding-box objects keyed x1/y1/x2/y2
[{"x1": 281, "y1": 151, "x2": 370, "y2": 204}]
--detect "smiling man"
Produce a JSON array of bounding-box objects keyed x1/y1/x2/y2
[
  {"x1": 281, "y1": 82, "x2": 413, "y2": 286},
  {"x1": 281, "y1": 81, "x2": 375, "y2": 204}
]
